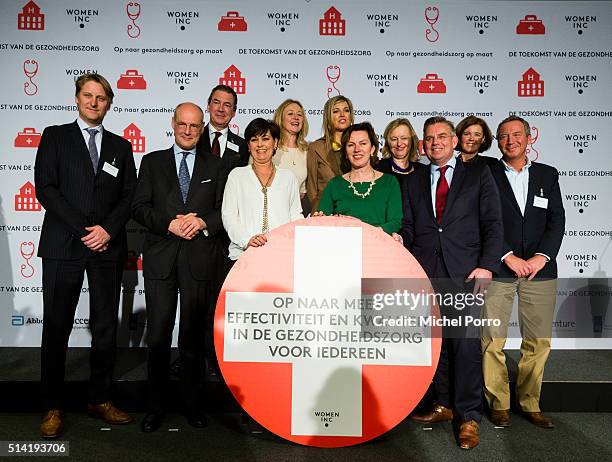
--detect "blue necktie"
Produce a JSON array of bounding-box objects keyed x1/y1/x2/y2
[
  {"x1": 178, "y1": 151, "x2": 191, "y2": 203},
  {"x1": 85, "y1": 128, "x2": 99, "y2": 172}
]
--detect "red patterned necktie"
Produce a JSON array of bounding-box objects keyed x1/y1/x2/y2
[
  {"x1": 211, "y1": 131, "x2": 221, "y2": 156},
  {"x1": 435, "y1": 165, "x2": 449, "y2": 224}
]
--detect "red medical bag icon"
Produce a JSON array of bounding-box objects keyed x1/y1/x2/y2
[
  {"x1": 14, "y1": 127, "x2": 41, "y2": 148},
  {"x1": 218, "y1": 11, "x2": 247, "y2": 32},
  {"x1": 117, "y1": 69, "x2": 147, "y2": 90},
  {"x1": 516, "y1": 15, "x2": 546, "y2": 34},
  {"x1": 417, "y1": 74, "x2": 447, "y2": 94}
]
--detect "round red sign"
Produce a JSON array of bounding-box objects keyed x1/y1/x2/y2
[{"x1": 215, "y1": 216, "x2": 441, "y2": 447}]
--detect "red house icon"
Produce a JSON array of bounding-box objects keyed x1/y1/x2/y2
[
  {"x1": 123, "y1": 123, "x2": 146, "y2": 153},
  {"x1": 518, "y1": 68, "x2": 544, "y2": 97},
  {"x1": 219, "y1": 65, "x2": 246, "y2": 95},
  {"x1": 18, "y1": 0, "x2": 44, "y2": 30},
  {"x1": 319, "y1": 6, "x2": 345, "y2": 36},
  {"x1": 15, "y1": 181, "x2": 41, "y2": 211}
]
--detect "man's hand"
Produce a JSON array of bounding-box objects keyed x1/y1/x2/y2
[
  {"x1": 247, "y1": 234, "x2": 268, "y2": 248},
  {"x1": 466, "y1": 267, "x2": 493, "y2": 294},
  {"x1": 177, "y1": 213, "x2": 206, "y2": 240},
  {"x1": 168, "y1": 213, "x2": 205, "y2": 240},
  {"x1": 81, "y1": 225, "x2": 111, "y2": 252},
  {"x1": 526, "y1": 255, "x2": 548, "y2": 280},
  {"x1": 503, "y1": 254, "x2": 532, "y2": 278}
]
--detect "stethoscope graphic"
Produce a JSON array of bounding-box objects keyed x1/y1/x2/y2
[
  {"x1": 526, "y1": 126, "x2": 539, "y2": 161},
  {"x1": 23, "y1": 59, "x2": 38, "y2": 96},
  {"x1": 326, "y1": 65, "x2": 341, "y2": 98},
  {"x1": 126, "y1": 2, "x2": 141, "y2": 39},
  {"x1": 425, "y1": 6, "x2": 440, "y2": 43},
  {"x1": 20, "y1": 241, "x2": 35, "y2": 278}
]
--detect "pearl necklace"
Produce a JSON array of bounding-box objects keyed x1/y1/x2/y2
[{"x1": 348, "y1": 169, "x2": 376, "y2": 198}]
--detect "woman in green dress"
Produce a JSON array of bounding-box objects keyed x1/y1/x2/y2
[{"x1": 314, "y1": 122, "x2": 403, "y2": 237}]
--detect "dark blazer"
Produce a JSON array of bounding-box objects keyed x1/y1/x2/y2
[
  {"x1": 132, "y1": 147, "x2": 228, "y2": 281},
  {"x1": 196, "y1": 125, "x2": 248, "y2": 171},
  {"x1": 489, "y1": 160, "x2": 565, "y2": 279},
  {"x1": 34, "y1": 121, "x2": 136, "y2": 261},
  {"x1": 462, "y1": 154, "x2": 499, "y2": 168},
  {"x1": 375, "y1": 158, "x2": 426, "y2": 192},
  {"x1": 401, "y1": 159, "x2": 503, "y2": 279}
]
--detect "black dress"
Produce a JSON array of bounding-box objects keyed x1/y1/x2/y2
[{"x1": 375, "y1": 157, "x2": 426, "y2": 193}]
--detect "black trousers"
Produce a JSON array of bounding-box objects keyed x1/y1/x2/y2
[
  {"x1": 41, "y1": 257, "x2": 122, "y2": 410},
  {"x1": 145, "y1": 245, "x2": 212, "y2": 414},
  {"x1": 426, "y1": 254, "x2": 484, "y2": 422}
]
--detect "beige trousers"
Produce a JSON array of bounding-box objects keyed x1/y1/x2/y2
[{"x1": 481, "y1": 278, "x2": 557, "y2": 412}]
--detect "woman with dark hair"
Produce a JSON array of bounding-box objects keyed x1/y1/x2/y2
[
  {"x1": 306, "y1": 95, "x2": 354, "y2": 212},
  {"x1": 455, "y1": 115, "x2": 497, "y2": 165},
  {"x1": 222, "y1": 118, "x2": 303, "y2": 263},
  {"x1": 315, "y1": 122, "x2": 402, "y2": 235},
  {"x1": 376, "y1": 118, "x2": 425, "y2": 190}
]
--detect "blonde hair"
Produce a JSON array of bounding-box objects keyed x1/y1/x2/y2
[
  {"x1": 382, "y1": 118, "x2": 419, "y2": 162},
  {"x1": 322, "y1": 95, "x2": 354, "y2": 155},
  {"x1": 273, "y1": 99, "x2": 309, "y2": 152}
]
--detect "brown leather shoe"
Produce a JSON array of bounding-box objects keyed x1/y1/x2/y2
[
  {"x1": 87, "y1": 401, "x2": 133, "y2": 425},
  {"x1": 522, "y1": 411, "x2": 554, "y2": 429},
  {"x1": 411, "y1": 404, "x2": 453, "y2": 424},
  {"x1": 40, "y1": 409, "x2": 62, "y2": 439},
  {"x1": 458, "y1": 420, "x2": 480, "y2": 449},
  {"x1": 490, "y1": 409, "x2": 512, "y2": 427}
]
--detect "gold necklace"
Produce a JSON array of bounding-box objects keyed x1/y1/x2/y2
[
  {"x1": 252, "y1": 164, "x2": 275, "y2": 233},
  {"x1": 348, "y1": 169, "x2": 376, "y2": 198}
]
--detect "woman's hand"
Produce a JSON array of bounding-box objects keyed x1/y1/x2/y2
[
  {"x1": 392, "y1": 232, "x2": 403, "y2": 244},
  {"x1": 247, "y1": 234, "x2": 268, "y2": 248},
  {"x1": 311, "y1": 211, "x2": 325, "y2": 217}
]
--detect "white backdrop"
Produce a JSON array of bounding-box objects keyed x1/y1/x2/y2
[{"x1": 1, "y1": 0, "x2": 611, "y2": 348}]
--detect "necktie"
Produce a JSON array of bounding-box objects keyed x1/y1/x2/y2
[
  {"x1": 211, "y1": 131, "x2": 221, "y2": 157},
  {"x1": 435, "y1": 165, "x2": 449, "y2": 224},
  {"x1": 86, "y1": 128, "x2": 99, "y2": 172},
  {"x1": 178, "y1": 151, "x2": 191, "y2": 203}
]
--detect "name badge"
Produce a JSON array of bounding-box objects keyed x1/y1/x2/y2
[
  {"x1": 533, "y1": 195, "x2": 548, "y2": 209},
  {"x1": 102, "y1": 162, "x2": 119, "y2": 177},
  {"x1": 226, "y1": 141, "x2": 239, "y2": 152}
]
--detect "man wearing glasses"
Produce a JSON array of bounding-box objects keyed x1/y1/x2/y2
[{"x1": 132, "y1": 102, "x2": 228, "y2": 432}]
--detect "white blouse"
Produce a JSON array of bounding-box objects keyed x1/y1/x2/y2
[
  {"x1": 273, "y1": 146, "x2": 308, "y2": 194},
  {"x1": 222, "y1": 166, "x2": 303, "y2": 260}
]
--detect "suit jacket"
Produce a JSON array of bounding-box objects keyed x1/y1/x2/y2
[
  {"x1": 306, "y1": 138, "x2": 344, "y2": 212},
  {"x1": 489, "y1": 160, "x2": 565, "y2": 279},
  {"x1": 196, "y1": 124, "x2": 248, "y2": 171},
  {"x1": 401, "y1": 159, "x2": 503, "y2": 279},
  {"x1": 132, "y1": 147, "x2": 228, "y2": 281},
  {"x1": 34, "y1": 121, "x2": 136, "y2": 261}
]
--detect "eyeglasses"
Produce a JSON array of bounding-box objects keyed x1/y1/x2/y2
[
  {"x1": 424, "y1": 133, "x2": 451, "y2": 143},
  {"x1": 175, "y1": 122, "x2": 203, "y2": 131}
]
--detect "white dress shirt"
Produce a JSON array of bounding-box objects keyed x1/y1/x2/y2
[
  {"x1": 429, "y1": 155, "x2": 457, "y2": 212},
  {"x1": 77, "y1": 117, "x2": 103, "y2": 156}
]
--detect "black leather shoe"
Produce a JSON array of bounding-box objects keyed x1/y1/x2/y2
[
  {"x1": 141, "y1": 413, "x2": 163, "y2": 433},
  {"x1": 186, "y1": 413, "x2": 208, "y2": 428}
]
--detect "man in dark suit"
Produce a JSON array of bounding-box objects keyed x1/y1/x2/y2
[
  {"x1": 189, "y1": 85, "x2": 247, "y2": 378},
  {"x1": 197, "y1": 84, "x2": 248, "y2": 170},
  {"x1": 482, "y1": 116, "x2": 565, "y2": 429},
  {"x1": 401, "y1": 116, "x2": 503, "y2": 449},
  {"x1": 34, "y1": 73, "x2": 136, "y2": 438},
  {"x1": 133, "y1": 102, "x2": 228, "y2": 432}
]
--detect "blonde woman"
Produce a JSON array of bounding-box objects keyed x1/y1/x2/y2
[
  {"x1": 273, "y1": 99, "x2": 310, "y2": 213},
  {"x1": 306, "y1": 95, "x2": 354, "y2": 211},
  {"x1": 376, "y1": 118, "x2": 424, "y2": 191}
]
